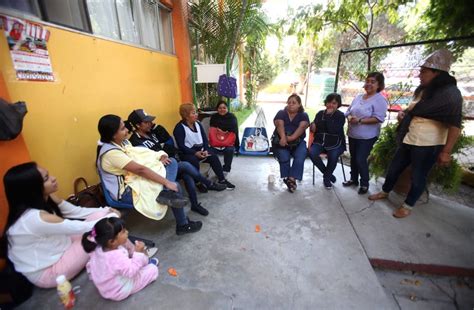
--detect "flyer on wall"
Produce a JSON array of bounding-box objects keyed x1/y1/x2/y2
[{"x1": 0, "y1": 15, "x2": 54, "y2": 82}]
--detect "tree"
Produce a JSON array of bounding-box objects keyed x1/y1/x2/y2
[
  {"x1": 188, "y1": 0, "x2": 271, "y2": 108},
  {"x1": 289, "y1": 0, "x2": 408, "y2": 71},
  {"x1": 404, "y1": 0, "x2": 474, "y2": 55}
]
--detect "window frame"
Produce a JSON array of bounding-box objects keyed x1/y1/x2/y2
[{"x1": 0, "y1": 0, "x2": 176, "y2": 55}]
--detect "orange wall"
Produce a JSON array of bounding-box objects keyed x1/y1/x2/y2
[
  {"x1": 172, "y1": 0, "x2": 193, "y2": 103},
  {"x1": 0, "y1": 72, "x2": 31, "y2": 237}
]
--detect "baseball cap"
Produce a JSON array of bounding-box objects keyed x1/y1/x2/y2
[{"x1": 127, "y1": 109, "x2": 156, "y2": 126}]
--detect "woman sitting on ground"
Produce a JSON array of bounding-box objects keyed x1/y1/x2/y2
[
  {"x1": 173, "y1": 103, "x2": 235, "y2": 190},
  {"x1": 126, "y1": 109, "x2": 226, "y2": 217},
  {"x1": 97, "y1": 114, "x2": 202, "y2": 235},
  {"x1": 1, "y1": 162, "x2": 120, "y2": 288},
  {"x1": 309, "y1": 93, "x2": 346, "y2": 189},
  {"x1": 209, "y1": 100, "x2": 240, "y2": 175},
  {"x1": 273, "y1": 94, "x2": 310, "y2": 193}
]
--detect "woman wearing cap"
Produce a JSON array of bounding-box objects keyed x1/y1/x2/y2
[
  {"x1": 126, "y1": 109, "x2": 226, "y2": 217},
  {"x1": 308, "y1": 93, "x2": 346, "y2": 189},
  {"x1": 173, "y1": 103, "x2": 236, "y2": 190},
  {"x1": 369, "y1": 49, "x2": 463, "y2": 218},
  {"x1": 97, "y1": 114, "x2": 203, "y2": 235},
  {"x1": 343, "y1": 72, "x2": 388, "y2": 194},
  {"x1": 209, "y1": 100, "x2": 240, "y2": 175}
]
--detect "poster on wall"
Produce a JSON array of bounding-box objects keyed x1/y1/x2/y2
[{"x1": 0, "y1": 15, "x2": 54, "y2": 82}]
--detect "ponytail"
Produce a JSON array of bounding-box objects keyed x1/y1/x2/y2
[
  {"x1": 81, "y1": 230, "x2": 98, "y2": 253},
  {"x1": 81, "y1": 218, "x2": 126, "y2": 253}
]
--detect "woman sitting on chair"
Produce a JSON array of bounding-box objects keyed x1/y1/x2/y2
[
  {"x1": 173, "y1": 103, "x2": 235, "y2": 190},
  {"x1": 126, "y1": 109, "x2": 225, "y2": 216},
  {"x1": 209, "y1": 100, "x2": 240, "y2": 175},
  {"x1": 309, "y1": 93, "x2": 346, "y2": 189},
  {"x1": 273, "y1": 94, "x2": 310, "y2": 193},
  {"x1": 97, "y1": 114, "x2": 202, "y2": 235},
  {"x1": 1, "y1": 162, "x2": 120, "y2": 288}
]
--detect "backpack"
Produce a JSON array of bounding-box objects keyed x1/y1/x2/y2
[{"x1": 0, "y1": 99, "x2": 27, "y2": 141}]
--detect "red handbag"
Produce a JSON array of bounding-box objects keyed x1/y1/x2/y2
[{"x1": 209, "y1": 127, "x2": 236, "y2": 147}]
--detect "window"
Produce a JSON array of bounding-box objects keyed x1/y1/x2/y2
[
  {"x1": 133, "y1": 0, "x2": 160, "y2": 50},
  {"x1": 159, "y1": 6, "x2": 173, "y2": 54},
  {"x1": 0, "y1": 0, "x2": 40, "y2": 16},
  {"x1": 38, "y1": 0, "x2": 90, "y2": 32},
  {"x1": 0, "y1": 0, "x2": 175, "y2": 54}
]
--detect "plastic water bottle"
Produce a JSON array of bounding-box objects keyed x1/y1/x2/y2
[
  {"x1": 56, "y1": 275, "x2": 75, "y2": 309},
  {"x1": 268, "y1": 174, "x2": 275, "y2": 184}
]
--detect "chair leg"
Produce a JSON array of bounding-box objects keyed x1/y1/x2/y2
[{"x1": 339, "y1": 156, "x2": 347, "y2": 182}]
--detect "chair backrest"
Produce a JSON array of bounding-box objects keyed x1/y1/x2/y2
[{"x1": 98, "y1": 173, "x2": 134, "y2": 209}]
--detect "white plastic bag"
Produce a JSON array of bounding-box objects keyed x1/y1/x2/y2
[{"x1": 244, "y1": 128, "x2": 268, "y2": 152}]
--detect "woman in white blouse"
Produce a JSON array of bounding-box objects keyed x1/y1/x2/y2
[{"x1": 1, "y1": 162, "x2": 120, "y2": 288}]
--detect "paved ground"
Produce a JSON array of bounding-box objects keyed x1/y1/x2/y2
[
  {"x1": 17, "y1": 101, "x2": 474, "y2": 309},
  {"x1": 18, "y1": 155, "x2": 474, "y2": 309}
]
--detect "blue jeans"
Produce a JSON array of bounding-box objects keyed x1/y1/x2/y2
[
  {"x1": 210, "y1": 146, "x2": 235, "y2": 172},
  {"x1": 181, "y1": 151, "x2": 225, "y2": 181},
  {"x1": 178, "y1": 161, "x2": 210, "y2": 208},
  {"x1": 309, "y1": 144, "x2": 344, "y2": 181},
  {"x1": 382, "y1": 143, "x2": 443, "y2": 207},
  {"x1": 273, "y1": 141, "x2": 307, "y2": 180},
  {"x1": 348, "y1": 137, "x2": 378, "y2": 187},
  {"x1": 121, "y1": 157, "x2": 187, "y2": 226}
]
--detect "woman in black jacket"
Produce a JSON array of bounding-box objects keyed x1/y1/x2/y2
[
  {"x1": 309, "y1": 93, "x2": 346, "y2": 189},
  {"x1": 209, "y1": 100, "x2": 240, "y2": 174}
]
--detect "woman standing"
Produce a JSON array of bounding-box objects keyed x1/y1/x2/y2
[
  {"x1": 309, "y1": 93, "x2": 346, "y2": 189},
  {"x1": 273, "y1": 94, "x2": 310, "y2": 193},
  {"x1": 209, "y1": 100, "x2": 240, "y2": 175},
  {"x1": 368, "y1": 49, "x2": 463, "y2": 218},
  {"x1": 2, "y1": 162, "x2": 120, "y2": 288},
  {"x1": 343, "y1": 72, "x2": 388, "y2": 194}
]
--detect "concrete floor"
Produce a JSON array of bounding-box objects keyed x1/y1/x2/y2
[
  {"x1": 18, "y1": 156, "x2": 474, "y2": 309},
  {"x1": 19, "y1": 157, "x2": 393, "y2": 309},
  {"x1": 21, "y1": 156, "x2": 474, "y2": 309}
]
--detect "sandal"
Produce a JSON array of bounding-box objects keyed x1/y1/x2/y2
[
  {"x1": 368, "y1": 191, "x2": 389, "y2": 201},
  {"x1": 284, "y1": 178, "x2": 297, "y2": 193}
]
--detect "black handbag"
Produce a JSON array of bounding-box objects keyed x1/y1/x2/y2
[
  {"x1": 271, "y1": 130, "x2": 301, "y2": 149},
  {"x1": 313, "y1": 133, "x2": 341, "y2": 151}
]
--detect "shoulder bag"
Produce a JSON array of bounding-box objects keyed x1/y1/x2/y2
[
  {"x1": 209, "y1": 127, "x2": 236, "y2": 147},
  {"x1": 66, "y1": 177, "x2": 106, "y2": 208}
]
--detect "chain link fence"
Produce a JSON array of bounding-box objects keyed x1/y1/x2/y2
[{"x1": 334, "y1": 36, "x2": 474, "y2": 206}]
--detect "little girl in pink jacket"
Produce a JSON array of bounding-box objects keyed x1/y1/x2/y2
[{"x1": 81, "y1": 218, "x2": 158, "y2": 301}]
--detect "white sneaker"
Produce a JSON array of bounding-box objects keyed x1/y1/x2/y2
[{"x1": 146, "y1": 247, "x2": 158, "y2": 258}]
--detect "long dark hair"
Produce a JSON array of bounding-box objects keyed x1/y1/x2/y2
[
  {"x1": 82, "y1": 217, "x2": 126, "y2": 253},
  {"x1": 96, "y1": 114, "x2": 122, "y2": 164},
  {"x1": 1, "y1": 162, "x2": 62, "y2": 257},
  {"x1": 414, "y1": 69, "x2": 457, "y2": 100}
]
